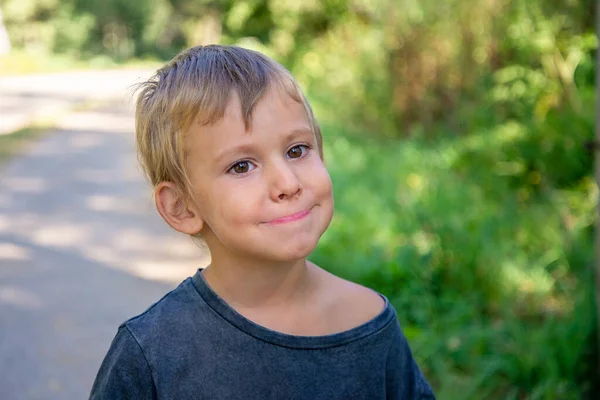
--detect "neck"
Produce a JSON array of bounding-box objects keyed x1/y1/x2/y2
[{"x1": 201, "y1": 253, "x2": 316, "y2": 310}]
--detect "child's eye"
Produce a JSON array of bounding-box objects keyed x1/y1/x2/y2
[
  {"x1": 228, "y1": 160, "x2": 255, "y2": 175},
  {"x1": 286, "y1": 145, "x2": 309, "y2": 159}
]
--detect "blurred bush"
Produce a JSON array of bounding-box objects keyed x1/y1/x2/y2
[
  {"x1": 2, "y1": 0, "x2": 597, "y2": 397},
  {"x1": 312, "y1": 123, "x2": 596, "y2": 398}
]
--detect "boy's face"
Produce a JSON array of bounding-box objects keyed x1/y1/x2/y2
[{"x1": 184, "y1": 88, "x2": 334, "y2": 263}]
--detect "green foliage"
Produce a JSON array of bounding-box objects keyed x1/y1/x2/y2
[{"x1": 311, "y1": 122, "x2": 597, "y2": 398}]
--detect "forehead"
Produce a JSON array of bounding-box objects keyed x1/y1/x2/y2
[
  {"x1": 185, "y1": 89, "x2": 311, "y2": 157},
  {"x1": 242, "y1": 88, "x2": 308, "y2": 132}
]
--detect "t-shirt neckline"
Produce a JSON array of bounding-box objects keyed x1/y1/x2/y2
[{"x1": 191, "y1": 268, "x2": 395, "y2": 349}]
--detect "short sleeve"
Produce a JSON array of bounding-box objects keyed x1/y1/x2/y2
[
  {"x1": 385, "y1": 321, "x2": 436, "y2": 399},
  {"x1": 89, "y1": 325, "x2": 157, "y2": 400}
]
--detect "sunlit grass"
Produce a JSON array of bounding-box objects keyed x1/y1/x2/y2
[
  {"x1": 0, "y1": 49, "x2": 161, "y2": 76},
  {"x1": 0, "y1": 124, "x2": 51, "y2": 166}
]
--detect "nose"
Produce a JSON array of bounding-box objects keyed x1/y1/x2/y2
[{"x1": 268, "y1": 162, "x2": 302, "y2": 201}]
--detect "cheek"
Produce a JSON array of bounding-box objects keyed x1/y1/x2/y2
[
  {"x1": 208, "y1": 182, "x2": 262, "y2": 225},
  {"x1": 309, "y1": 162, "x2": 333, "y2": 199},
  {"x1": 306, "y1": 162, "x2": 334, "y2": 235}
]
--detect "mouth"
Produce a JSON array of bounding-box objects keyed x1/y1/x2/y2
[{"x1": 267, "y1": 209, "x2": 311, "y2": 225}]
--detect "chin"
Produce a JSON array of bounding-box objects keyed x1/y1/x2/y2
[{"x1": 278, "y1": 237, "x2": 320, "y2": 262}]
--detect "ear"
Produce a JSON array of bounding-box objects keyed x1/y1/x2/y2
[{"x1": 155, "y1": 182, "x2": 204, "y2": 235}]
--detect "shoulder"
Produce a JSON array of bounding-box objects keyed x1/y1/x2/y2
[
  {"x1": 312, "y1": 264, "x2": 387, "y2": 331},
  {"x1": 90, "y1": 325, "x2": 157, "y2": 399},
  {"x1": 113, "y1": 275, "x2": 218, "y2": 370},
  {"x1": 124, "y1": 276, "x2": 201, "y2": 340}
]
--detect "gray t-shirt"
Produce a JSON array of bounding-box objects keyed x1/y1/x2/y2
[{"x1": 90, "y1": 269, "x2": 435, "y2": 399}]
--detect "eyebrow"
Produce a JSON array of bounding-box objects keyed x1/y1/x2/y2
[
  {"x1": 214, "y1": 143, "x2": 257, "y2": 166},
  {"x1": 282, "y1": 127, "x2": 314, "y2": 142},
  {"x1": 214, "y1": 127, "x2": 314, "y2": 166}
]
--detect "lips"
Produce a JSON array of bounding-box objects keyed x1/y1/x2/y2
[{"x1": 268, "y1": 209, "x2": 310, "y2": 225}]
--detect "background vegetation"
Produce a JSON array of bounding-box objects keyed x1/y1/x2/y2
[{"x1": 2, "y1": 0, "x2": 597, "y2": 397}]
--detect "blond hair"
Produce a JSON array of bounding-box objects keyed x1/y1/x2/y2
[{"x1": 135, "y1": 45, "x2": 322, "y2": 198}]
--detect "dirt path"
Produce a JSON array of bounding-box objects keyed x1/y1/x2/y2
[{"x1": 0, "y1": 72, "x2": 206, "y2": 399}]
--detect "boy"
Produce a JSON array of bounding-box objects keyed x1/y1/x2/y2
[{"x1": 90, "y1": 45, "x2": 435, "y2": 399}]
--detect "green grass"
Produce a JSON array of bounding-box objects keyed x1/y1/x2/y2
[
  {"x1": 0, "y1": 49, "x2": 161, "y2": 76},
  {"x1": 0, "y1": 124, "x2": 50, "y2": 166},
  {"x1": 0, "y1": 100, "x2": 102, "y2": 167}
]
